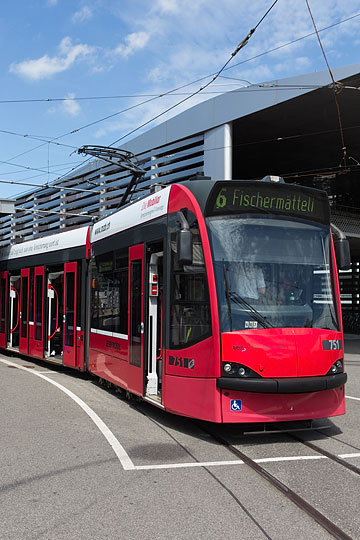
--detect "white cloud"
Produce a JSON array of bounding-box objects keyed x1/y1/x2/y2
[
  {"x1": 89, "y1": 0, "x2": 360, "y2": 142},
  {"x1": 114, "y1": 31, "x2": 151, "y2": 58},
  {"x1": 46, "y1": 0, "x2": 58, "y2": 6},
  {"x1": 154, "y1": 0, "x2": 180, "y2": 13},
  {"x1": 9, "y1": 37, "x2": 95, "y2": 80},
  {"x1": 72, "y1": 6, "x2": 93, "y2": 23},
  {"x1": 36, "y1": 0, "x2": 360, "y2": 142},
  {"x1": 62, "y1": 93, "x2": 81, "y2": 116},
  {"x1": 48, "y1": 92, "x2": 81, "y2": 117}
]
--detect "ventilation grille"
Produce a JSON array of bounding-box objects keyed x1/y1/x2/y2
[
  {"x1": 0, "y1": 135, "x2": 204, "y2": 247},
  {"x1": 331, "y1": 206, "x2": 360, "y2": 238}
]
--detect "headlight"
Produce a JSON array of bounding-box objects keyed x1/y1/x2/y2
[
  {"x1": 327, "y1": 359, "x2": 343, "y2": 375},
  {"x1": 222, "y1": 362, "x2": 260, "y2": 378}
]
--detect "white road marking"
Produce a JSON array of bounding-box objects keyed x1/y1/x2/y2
[
  {"x1": 35, "y1": 371, "x2": 63, "y2": 374},
  {"x1": 135, "y1": 452, "x2": 360, "y2": 471},
  {"x1": 0, "y1": 358, "x2": 135, "y2": 471},
  {"x1": 3, "y1": 358, "x2": 360, "y2": 473},
  {"x1": 136, "y1": 460, "x2": 244, "y2": 470}
]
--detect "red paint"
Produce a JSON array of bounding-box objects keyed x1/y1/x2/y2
[
  {"x1": 29, "y1": 266, "x2": 45, "y2": 359},
  {"x1": 89, "y1": 331, "x2": 128, "y2": 389},
  {"x1": 165, "y1": 336, "x2": 216, "y2": 378},
  {"x1": 63, "y1": 262, "x2": 77, "y2": 368},
  {"x1": 222, "y1": 328, "x2": 344, "y2": 378},
  {"x1": 76, "y1": 330, "x2": 85, "y2": 371},
  {"x1": 0, "y1": 183, "x2": 347, "y2": 425},
  {"x1": 19, "y1": 268, "x2": 31, "y2": 354},
  {"x1": 0, "y1": 271, "x2": 7, "y2": 348},
  {"x1": 85, "y1": 226, "x2": 91, "y2": 260},
  {"x1": 163, "y1": 375, "x2": 222, "y2": 422},
  {"x1": 220, "y1": 386, "x2": 345, "y2": 423},
  {"x1": 151, "y1": 284, "x2": 158, "y2": 295},
  {"x1": 168, "y1": 184, "x2": 221, "y2": 374}
]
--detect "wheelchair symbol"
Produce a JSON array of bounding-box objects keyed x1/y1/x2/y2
[{"x1": 230, "y1": 399, "x2": 242, "y2": 411}]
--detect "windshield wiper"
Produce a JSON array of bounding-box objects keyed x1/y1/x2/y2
[
  {"x1": 229, "y1": 290, "x2": 274, "y2": 329},
  {"x1": 222, "y1": 259, "x2": 233, "y2": 331}
]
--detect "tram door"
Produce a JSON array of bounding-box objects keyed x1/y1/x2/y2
[
  {"x1": 146, "y1": 249, "x2": 163, "y2": 402},
  {"x1": 63, "y1": 262, "x2": 77, "y2": 368},
  {"x1": 47, "y1": 271, "x2": 63, "y2": 360},
  {"x1": 128, "y1": 244, "x2": 144, "y2": 396},
  {"x1": 8, "y1": 275, "x2": 20, "y2": 349},
  {"x1": 19, "y1": 268, "x2": 30, "y2": 354},
  {"x1": 0, "y1": 271, "x2": 7, "y2": 348},
  {"x1": 31, "y1": 266, "x2": 45, "y2": 358}
]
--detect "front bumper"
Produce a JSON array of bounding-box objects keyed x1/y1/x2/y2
[{"x1": 217, "y1": 372, "x2": 347, "y2": 393}]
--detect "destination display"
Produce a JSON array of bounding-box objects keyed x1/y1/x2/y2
[{"x1": 205, "y1": 181, "x2": 330, "y2": 224}]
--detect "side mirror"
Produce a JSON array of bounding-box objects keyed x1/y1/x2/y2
[
  {"x1": 334, "y1": 238, "x2": 351, "y2": 271},
  {"x1": 331, "y1": 223, "x2": 351, "y2": 271},
  {"x1": 176, "y1": 229, "x2": 193, "y2": 265}
]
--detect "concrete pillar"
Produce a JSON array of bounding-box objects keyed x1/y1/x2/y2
[{"x1": 203, "y1": 123, "x2": 232, "y2": 180}]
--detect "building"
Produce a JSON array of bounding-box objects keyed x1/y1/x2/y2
[{"x1": 1, "y1": 63, "x2": 360, "y2": 330}]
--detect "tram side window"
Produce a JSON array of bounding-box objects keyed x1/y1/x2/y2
[
  {"x1": 170, "y1": 214, "x2": 212, "y2": 348},
  {"x1": 90, "y1": 250, "x2": 128, "y2": 335}
]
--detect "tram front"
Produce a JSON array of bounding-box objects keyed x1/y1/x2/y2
[{"x1": 205, "y1": 179, "x2": 349, "y2": 423}]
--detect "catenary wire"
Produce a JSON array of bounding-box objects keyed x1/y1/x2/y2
[
  {"x1": 0, "y1": 11, "x2": 359, "y2": 106},
  {"x1": 53, "y1": 0, "x2": 280, "y2": 181},
  {"x1": 2, "y1": 4, "x2": 358, "y2": 193},
  {"x1": 1, "y1": 8, "x2": 358, "y2": 157},
  {"x1": 0, "y1": 128, "x2": 77, "y2": 149},
  {"x1": 2, "y1": 118, "x2": 360, "y2": 193},
  {"x1": 1, "y1": 7, "x2": 356, "y2": 171},
  {"x1": 305, "y1": 0, "x2": 348, "y2": 167}
]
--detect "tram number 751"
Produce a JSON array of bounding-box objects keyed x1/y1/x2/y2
[{"x1": 322, "y1": 339, "x2": 342, "y2": 350}]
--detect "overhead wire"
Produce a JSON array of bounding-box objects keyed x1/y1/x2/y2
[
  {"x1": 2, "y1": 102, "x2": 360, "y2": 194},
  {"x1": 1, "y1": 7, "x2": 357, "y2": 168},
  {"x1": 0, "y1": 178, "x2": 98, "y2": 194},
  {"x1": 0, "y1": 160, "x2": 85, "y2": 177},
  {"x1": 53, "y1": 0, "x2": 280, "y2": 181},
  {"x1": 0, "y1": 9, "x2": 359, "y2": 107},
  {"x1": 37, "y1": 10, "x2": 360, "y2": 184},
  {"x1": 0, "y1": 0, "x2": 280, "y2": 198},
  {"x1": 17, "y1": 207, "x2": 91, "y2": 218},
  {"x1": 305, "y1": 0, "x2": 348, "y2": 168},
  {"x1": 0, "y1": 128, "x2": 77, "y2": 149},
  {"x1": 110, "y1": 0, "x2": 279, "y2": 147},
  {"x1": 2, "y1": 3, "x2": 359, "y2": 194}
]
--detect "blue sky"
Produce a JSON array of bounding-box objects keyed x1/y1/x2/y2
[{"x1": 1, "y1": 0, "x2": 360, "y2": 198}]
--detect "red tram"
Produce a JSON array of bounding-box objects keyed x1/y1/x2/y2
[{"x1": 0, "y1": 177, "x2": 350, "y2": 423}]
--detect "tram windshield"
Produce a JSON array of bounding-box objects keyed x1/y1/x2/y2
[{"x1": 206, "y1": 216, "x2": 339, "y2": 332}]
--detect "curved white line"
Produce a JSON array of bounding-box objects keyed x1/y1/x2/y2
[{"x1": 0, "y1": 358, "x2": 135, "y2": 470}]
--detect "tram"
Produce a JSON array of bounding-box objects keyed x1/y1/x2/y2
[{"x1": 0, "y1": 176, "x2": 350, "y2": 423}]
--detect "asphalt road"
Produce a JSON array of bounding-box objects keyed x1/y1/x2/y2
[{"x1": 0, "y1": 340, "x2": 359, "y2": 540}]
